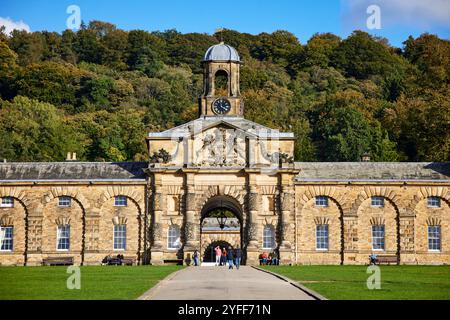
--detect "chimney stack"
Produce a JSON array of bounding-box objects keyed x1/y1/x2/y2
[
  {"x1": 361, "y1": 152, "x2": 371, "y2": 162},
  {"x1": 66, "y1": 152, "x2": 77, "y2": 162}
]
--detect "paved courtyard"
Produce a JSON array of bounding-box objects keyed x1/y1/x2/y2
[{"x1": 139, "y1": 266, "x2": 315, "y2": 300}]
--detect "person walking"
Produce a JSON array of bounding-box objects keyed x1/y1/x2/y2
[
  {"x1": 193, "y1": 250, "x2": 199, "y2": 266},
  {"x1": 227, "y1": 247, "x2": 235, "y2": 270},
  {"x1": 214, "y1": 246, "x2": 222, "y2": 266},
  {"x1": 221, "y1": 247, "x2": 227, "y2": 266},
  {"x1": 234, "y1": 245, "x2": 242, "y2": 270}
]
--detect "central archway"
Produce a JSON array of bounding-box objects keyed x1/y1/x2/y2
[{"x1": 199, "y1": 196, "x2": 244, "y2": 265}]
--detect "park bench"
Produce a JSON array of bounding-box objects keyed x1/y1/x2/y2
[
  {"x1": 376, "y1": 255, "x2": 398, "y2": 265},
  {"x1": 42, "y1": 257, "x2": 74, "y2": 266},
  {"x1": 104, "y1": 256, "x2": 136, "y2": 266},
  {"x1": 163, "y1": 259, "x2": 183, "y2": 266},
  {"x1": 121, "y1": 256, "x2": 136, "y2": 266}
]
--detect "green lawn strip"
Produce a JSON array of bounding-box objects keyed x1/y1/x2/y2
[
  {"x1": 0, "y1": 266, "x2": 183, "y2": 300},
  {"x1": 262, "y1": 265, "x2": 450, "y2": 300}
]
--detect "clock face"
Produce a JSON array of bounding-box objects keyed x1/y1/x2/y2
[{"x1": 212, "y1": 98, "x2": 231, "y2": 115}]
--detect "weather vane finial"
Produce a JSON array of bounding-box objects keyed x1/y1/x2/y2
[{"x1": 215, "y1": 27, "x2": 225, "y2": 43}]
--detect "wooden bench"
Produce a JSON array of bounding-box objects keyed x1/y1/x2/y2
[
  {"x1": 104, "y1": 256, "x2": 136, "y2": 266},
  {"x1": 42, "y1": 257, "x2": 74, "y2": 266},
  {"x1": 121, "y1": 256, "x2": 136, "y2": 266},
  {"x1": 163, "y1": 259, "x2": 183, "y2": 266},
  {"x1": 376, "y1": 255, "x2": 398, "y2": 265}
]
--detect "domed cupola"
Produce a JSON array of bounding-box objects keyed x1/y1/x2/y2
[
  {"x1": 199, "y1": 42, "x2": 243, "y2": 117},
  {"x1": 203, "y1": 42, "x2": 241, "y2": 62}
]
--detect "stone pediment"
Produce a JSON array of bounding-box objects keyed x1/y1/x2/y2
[
  {"x1": 147, "y1": 117, "x2": 295, "y2": 168},
  {"x1": 147, "y1": 117, "x2": 295, "y2": 140}
]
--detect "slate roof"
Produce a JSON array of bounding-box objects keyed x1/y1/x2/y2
[
  {"x1": 147, "y1": 116, "x2": 295, "y2": 139},
  {"x1": 0, "y1": 161, "x2": 448, "y2": 183},
  {"x1": 295, "y1": 162, "x2": 450, "y2": 182},
  {"x1": 0, "y1": 162, "x2": 148, "y2": 182}
]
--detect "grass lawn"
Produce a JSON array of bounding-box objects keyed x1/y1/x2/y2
[
  {"x1": 0, "y1": 265, "x2": 183, "y2": 300},
  {"x1": 262, "y1": 265, "x2": 450, "y2": 300}
]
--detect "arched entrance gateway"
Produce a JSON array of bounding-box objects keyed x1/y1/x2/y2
[
  {"x1": 200, "y1": 196, "x2": 243, "y2": 265},
  {"x1": 146, "y1": 42, "x2": 299, "y2": 266}
]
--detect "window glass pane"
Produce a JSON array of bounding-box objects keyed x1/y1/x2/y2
[
  {"x1": 58, "y1": 197, "x2": 71, "y2": 207},
  {"x1": 428, "y1": 226, "x2": 441, "y2": 251},
  {"x1": 168, "y1": 226, "x2": 180, "y2": 249},
  {"x1": 427, "y1": 197, "x2": 441, "y2": 208},
  {"x1": 0, "y1": 226, "x2": 13, "y2": 251},
  {"x1": 372, "y1": 225, "x2": 385, "y2": 250},
  {"x1": 316, "y1": 225, "x2": 329, "y2": 250},
  {"x1": 114, "y1": 225, "x2": 127, "y2": 250},
  {"x1": 263, "y1": 226, "x2": 275, "y2": 249},
  {"x1": 371, "y1": 197, "x2": 384, "y2": 207},
  {"x1": 315, "y1": 196, "x2": 328, "y2": 207},
  {"x1": 57, "y1": 225, "x2": 70, "y2": 250},
  {"x1": 114, "y1": 196, "x2": 127, "y2": 207},
  {"x1": 1, "y1": 197, "x2": 14, "y2": 207}
]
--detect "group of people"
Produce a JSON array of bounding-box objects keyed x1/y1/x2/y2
[
  {"x1": 102, "y1": 254, "x2": 125, "y2": 265},
  {"x1": 214, "y1": 245, "x2": 243, "y2": 269},
  {"x1": 259, "y1": 250, "x2": 279, "y2": 266}
]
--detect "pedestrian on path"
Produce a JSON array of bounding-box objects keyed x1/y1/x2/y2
[
  {"x1": 221, "y1": 247, "x2": 227, "y2": 266},
  {"x1": 193, "y1": 250, "x2": 199, "y2": 266},
  {"x1": 234, "y1": 245, "x2": 242, "y2": 269},
  {"x1": 215, "y1": 246, "x2": 222, "y2": 266},
  {"x1": 227, "y1": 247, "x2": 235, "y2": 269}
]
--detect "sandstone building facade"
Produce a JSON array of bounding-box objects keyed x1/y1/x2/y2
[{"x1": 0, "y1": 44, "x2": 449, "y2": 266}]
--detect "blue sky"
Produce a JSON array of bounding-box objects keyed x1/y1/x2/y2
[{"x1": 0, "y1": 0, "x2": 449, "y2": 47}]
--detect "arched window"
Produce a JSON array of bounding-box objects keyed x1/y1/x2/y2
[
  {"x1": 214, "y1": 70, "x2": 228, "y2": 96},
  {"x1": 168, "y1": 225, "x2": 181, "y2": 250},
  {"x1": 262, "y1": 225, "x2": 276, "y2": 250}
]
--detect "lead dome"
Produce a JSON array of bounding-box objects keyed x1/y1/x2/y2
[{"x1": 203, "y1": 42, "x2": 240, "y2": 62}]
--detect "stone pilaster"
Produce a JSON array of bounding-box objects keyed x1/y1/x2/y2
[
  {"x1": 246, "y1": 179, "x2": 261, "y2": 265},
  {"x1": 183, "y1": 173, "x2": 200, "y2": 265},
  {"x1": 150, "y1": 174, "x2": 165, "y2": 265},
  {"x1": 399, "y1": 214, "x2": 415, "y2": 264},
  {"x1": 342, "y1": 215, "x2": 358, "y2": 264},
  {"x1": 25, "y1": 216, "x2": 43, "y2": 266}
]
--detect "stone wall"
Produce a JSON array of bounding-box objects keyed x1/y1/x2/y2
[
  {"x1": 0, "y1": 184, "x2": 146, "y2": 266},
  {"x1": 0, "y1": 180, "x2": 449, "y2": 266}
]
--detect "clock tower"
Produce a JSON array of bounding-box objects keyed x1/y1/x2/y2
[{"x1": 199, "y1": 42, "x2": 243, "y2": 117}]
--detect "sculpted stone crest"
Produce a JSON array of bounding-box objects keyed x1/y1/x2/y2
[{"x1": 194, "y1": 127, "x2": 246, "y2": 167}]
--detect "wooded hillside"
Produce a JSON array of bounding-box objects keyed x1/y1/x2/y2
[{"x1": 0, "y1": 22, "x2": 448, "y2": 162}]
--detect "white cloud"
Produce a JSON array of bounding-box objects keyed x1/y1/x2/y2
[
  {"x1": 342, "y1": 0, "x2": 450, "y2": 30},
  {"x1": 0, "y1": 17, "x2": 30, "y2": 36}
]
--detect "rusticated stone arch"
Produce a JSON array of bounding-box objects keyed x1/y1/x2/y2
[
  {"x1": 407, "y1": 187, "x2": 450, "y2": 213},
  {"x1": 297, "y1": 186, "x2": 346, "y2": 264},
  {"x1": 42, "y1": 187, "x2": 90, "y2": 210},
  {"x1": 0, "y1": 187, "x2": 33, "y2": 209},
  {"x1": 350, "y1": 186, "x2": 400, "y2": 215},
  {"x1": 98, "y1": 186, "x2": 144, "y2": 215},
  {"x1": 196, "y1": 185, "x2": 245, "y2": 212},
  {"x1": 297, "y1": 186, "x2": 347, "y2": 212},
  {"x1": 0, "y1": 187, "x2": 30, "y2": 265}
]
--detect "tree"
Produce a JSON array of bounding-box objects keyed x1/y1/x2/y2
[
  {"x1": 403, "y1": 34, "x2": 450, "y2": 88},
  {"x1": 332, "y1": 31, "x2": 407, "y2": 80},
  {"x1": 0, "y1": 96, "x2": 85, "y2": 161},
  {"x1": 0, "y1": 40, "x2": 19, "y2": 99}
]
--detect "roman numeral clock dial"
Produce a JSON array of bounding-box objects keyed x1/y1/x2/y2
[{"x1": 212, "y1": 98, "x2": 231, "y2": 115}]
